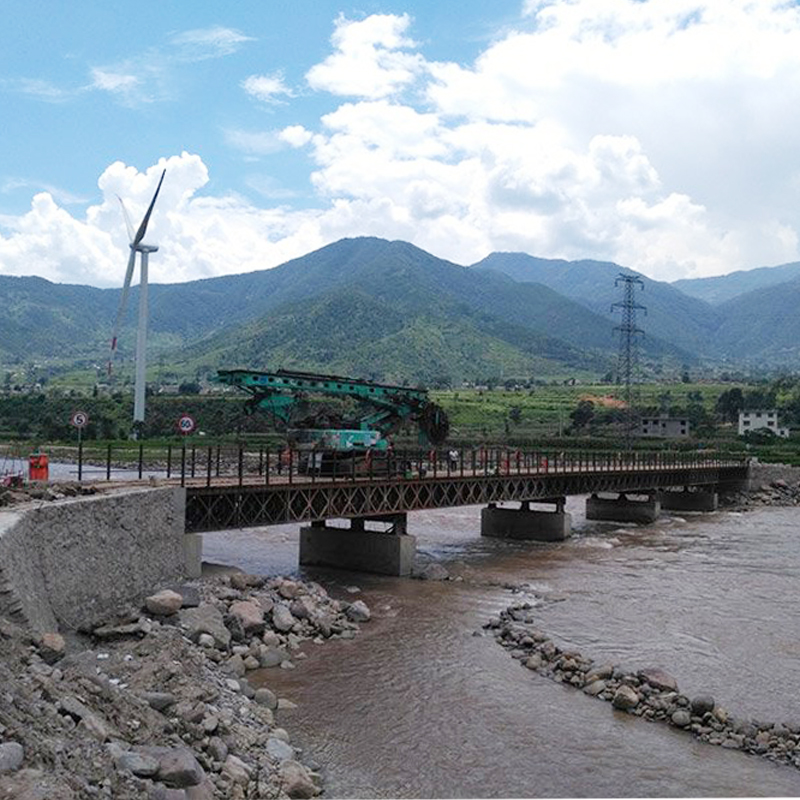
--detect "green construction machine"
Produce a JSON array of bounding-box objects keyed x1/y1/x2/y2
[{"x1": 217, "y1": 368, "x2": 449, "y2": 475}]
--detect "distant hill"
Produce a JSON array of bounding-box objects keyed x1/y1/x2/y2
[
  {"x1": 673, "y1": 261, "x2": 800, "y2": 305},
  {"x1": 7, "y1": 235, "x2": 800, "y2": 382},
  {"x1": 710, "y1": 276, "x2": 800, "y2": 366},
  {"x1": 471, "y1": 252, "x2": 719, "y2": 357}
]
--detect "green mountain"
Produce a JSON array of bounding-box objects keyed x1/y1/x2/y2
[
  {"x1": 672, "y1": 261, "x2": 800, "y2": 305},
  {"x1": 710, "y1": 276, "x2": 800, "y2": 366},
  {"x1": 471, "y1": 252, "x2": 718, "y2": 357}
]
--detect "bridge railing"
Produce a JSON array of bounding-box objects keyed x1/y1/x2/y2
[{"x1": 47, "y1": 442, "x2": 748, "y2": 486}]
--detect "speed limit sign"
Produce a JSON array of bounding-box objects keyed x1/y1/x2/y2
[
  {"x1": 176, "y1": 414, "x2": 196, "y2": 435},
  {"x1": 70, "y1": 410, "x2": 89, "y2": 429}
]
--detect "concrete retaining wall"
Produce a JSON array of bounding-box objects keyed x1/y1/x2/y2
[{"x1": 0, "y1": 487, "x2": 186, "y2": 632}]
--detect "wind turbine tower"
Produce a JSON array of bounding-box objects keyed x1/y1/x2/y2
[{"x1": 108, "y1": 169, "x2": 166, "y2": 437}]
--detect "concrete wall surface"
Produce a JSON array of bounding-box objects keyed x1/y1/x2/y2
[{"x1": 0, "y1": 487, "x2": 186, "y2": 632}]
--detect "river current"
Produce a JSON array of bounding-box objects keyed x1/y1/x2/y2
[{"x1": 203, "y1": 499, "x2": 800, "y2": 798}]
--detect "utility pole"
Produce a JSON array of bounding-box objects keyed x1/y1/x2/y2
[{"x1": 611, "y1": 273, "x2": 646, "y2": 448}]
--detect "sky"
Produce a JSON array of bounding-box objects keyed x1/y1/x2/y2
[{"x1": 2, "y1": 0, "x2": 800, "y2": 289}]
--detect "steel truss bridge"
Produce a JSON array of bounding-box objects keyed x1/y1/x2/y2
[{"x1": 183, "y1": 449, "x2": 749, "y2": 533}]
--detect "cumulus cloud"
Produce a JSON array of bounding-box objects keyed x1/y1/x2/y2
[
  {"x1": 306, "y1": 13, "x2": 426, "y2": 98},
  {"x1": 242, "y1": 73, "x2": 294, "y2": 104},
  {"x1": 5, "y1": 5, "x2": 800, "y2": 286}
]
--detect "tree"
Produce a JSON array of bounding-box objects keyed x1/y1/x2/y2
[
  {"x1": 569, "y1": 400, "x2": 595, "y2": 429},
  {"x1": 715, "y1": 388, "x2": 744, "y2": 423},
  {"x1": 179, "y1": 381, "x2": 202, "y2": 395}
]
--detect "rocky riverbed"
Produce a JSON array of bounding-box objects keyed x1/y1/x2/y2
[
  {"x1": 489, "y1": 601, "x2": 800, "y2": 771},
  {"x1": 0, "y1": 572, "x2": 372, "y2": 798}
]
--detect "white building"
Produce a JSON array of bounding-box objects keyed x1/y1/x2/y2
[
  {"x1": 639, "y1": 414, "x2": 691, "y2": 438},
  {"x1": 738, "y1": 409, "x2": 790, "y2": 438}
]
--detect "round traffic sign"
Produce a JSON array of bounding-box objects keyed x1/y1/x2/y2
[
  {"x1": 177, "y1": 414, "x2": 196, "y2": 435},
  {"x1": 70, "y1": 410, "x2": 89, "y2": 429}
]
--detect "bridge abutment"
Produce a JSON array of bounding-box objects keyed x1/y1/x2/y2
[
  {"x1": 481, "y1": 499, "x2": 571, "y2": 542},
  {"x1": 299, "y1": 514, "x2": 415, "y2": 576},
  {"x1": 659, "y1": 488, "x2": 719, "y2": 512},
  {"x1": 585, "y1": 493, "x2": 660, "y2": 524}
]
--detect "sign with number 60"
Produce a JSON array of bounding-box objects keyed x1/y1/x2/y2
[{"x1": 176, "y1": 414, "x2": 196, "y2": 435}]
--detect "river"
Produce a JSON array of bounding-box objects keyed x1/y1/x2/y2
[{"x1": 203, "y1": 498, "x2": 800, "y2": 797}]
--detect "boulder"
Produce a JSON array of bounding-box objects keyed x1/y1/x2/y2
[
  {"x1": 255, "y1": 688, "x2": 278, "y2": 709},
  {"x1": 345, "y1": 600, "x2": 371, "y2": 622},
  {"x1": 38, "y1": 632, "x2": 66, "y2": 664},
  {"x1": 671, "y1": 709, "x2": 692, "y2": 728},
  {"x1": 691, "y1": 695, "x2": 716, "y2": 716},
  {"x1": 289, "y1": 597, "x2": 316, "y2": 620},
  {"x1": 272, "y1": 605, "x2": 296, "y2": 632},
  {"x1": 157, "y1": 747, "x2": 205, "y2": 788},
  {"x1": 179, "y1": 604, "x2": 231, "y2": 649},
  {"x1": 267, "y1": 737, "x2": 295, "y2": 762},
  {"x1": 612, "y1": 685, "x2": 640, "y2": 711},
  {"x1": 638, "y1": 668, "x2": 678, "y2": 692},
  {"x1": 145, "y1": 590, "x2": 184, "y2": 616},
  {"x1": 583, "y1": 680, "x2": 607, "y2": 697},
  {"x1": 221, "y1": 754, "x2": 252, "y2": 787},
  {"x1": 0, "y1": 742, "x2": 24, "y2": 773},
  {"x1": 278, "y1": 580, "x2": 300, "y2": 599},
  {"x1": 140, "y1": 691, "x2": 177, "y2": 712},
  {"x1": 280, "y1": 759, "x2": 321, "y2": 799},
  {"x1": 228, "y1": 600, "x2": 265, "y2": 637},
  {"x1": 411, "y1": 563, "x2": 450, "y2": 581},
  {"x1": 116, "y1": 751, "x2": 160, "y2": 777}
]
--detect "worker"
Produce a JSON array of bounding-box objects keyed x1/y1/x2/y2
[{"x1": 448, "y1": 448, "x2": 459, "y2": 470}]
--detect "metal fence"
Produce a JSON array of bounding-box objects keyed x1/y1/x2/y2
[{"x1": 7, "y1": 442, "x2": 748, "y2": 488}]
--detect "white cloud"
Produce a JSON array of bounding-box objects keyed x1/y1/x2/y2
[
  {"x1": 170, "y1": 26, "x2": 255, "y2": 60},
  {"x1": 306, "y1": 13, "x2": 426, "y2": 98},
  {"x1": 242, "y1": 73, "x2": 294, "y2": 103},
  {"x1": 224, "y1": 129, "x2": 287, "y2": 156},
  {"x1": 5, "y1": 5, "x2": 800, "y2": 287}
]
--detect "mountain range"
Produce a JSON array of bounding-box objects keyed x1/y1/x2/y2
[{"x1": 1, "y1": 236, "x2": 798, "y2": 383}]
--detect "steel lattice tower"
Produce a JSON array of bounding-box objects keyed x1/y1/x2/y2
[{"x1": 611, "y1": 273, "x2": 646, "y2": 445}]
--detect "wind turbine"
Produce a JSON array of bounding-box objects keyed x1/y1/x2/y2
[{"x1": 108, "y1": 168, "x2": 166, "y2": 437}]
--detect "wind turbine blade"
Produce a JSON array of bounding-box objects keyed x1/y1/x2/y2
[
  {"x1": 116, "y1": 195, "x2": 135, "y2": 243},
  {"x1": 132, "y1": 168, "x2": 166, "y2": 247},
  {"x1": 108, "y1": 247, "x2": 137, "y2": 374}
]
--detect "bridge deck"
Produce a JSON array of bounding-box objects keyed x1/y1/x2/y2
[{"x1": 183, "y1": 455, "x2": 748, "y2": 532}]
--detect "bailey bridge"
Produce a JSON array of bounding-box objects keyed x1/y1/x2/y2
[{"x1": 170, "y1": 446, "x2": 750, "y2": 577}]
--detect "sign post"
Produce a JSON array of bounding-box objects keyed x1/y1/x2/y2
[{"x1": 70, "y1": 410, "x2": 89, "y2": 481}]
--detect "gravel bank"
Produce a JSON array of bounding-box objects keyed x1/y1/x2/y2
[{"x1": 0, "y1": 572, "x2": 371, "y2": 799}]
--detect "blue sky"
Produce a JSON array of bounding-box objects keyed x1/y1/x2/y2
[{"x1": 2, "y1": 0, "x2": 800, "y2": 287}]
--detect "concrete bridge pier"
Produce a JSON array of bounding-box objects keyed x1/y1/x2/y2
[
  {"x1": 481, "y1": 499, "x2": 571, "y2": 542},
  {"x1": 299, "y1": 513, "x2": 415, "y2": 576},
  {"x1": 585, "y1": 493, "x2": 660, "y2": 524},
  {"x1": 659, "y1": 488, "x2": 719, "y2": 512}
]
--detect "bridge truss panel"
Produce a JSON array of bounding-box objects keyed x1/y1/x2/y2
[{"x1": 184, "y1": 466, "x2": 747, "y2": 533}]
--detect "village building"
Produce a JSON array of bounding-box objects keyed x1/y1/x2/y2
[
  {"x1": 638, "y1": 413, "x2": 691, "y2": 439},
  {"x1": 738, "y1": 409, "x2": 790, "y2": 438}
]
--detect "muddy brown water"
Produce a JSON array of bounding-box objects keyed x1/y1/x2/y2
[{"x1": 203, "y1": 499, "x2": 800, "y2": 798}]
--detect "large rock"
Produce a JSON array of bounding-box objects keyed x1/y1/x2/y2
[
  {"x1": 411, "y1": 563, "x2": 450, "y2": 581},
  {"x1": 272, "y1": 604, "x2": 296, "y2": 632},
  {"x1": 280, "y1": 759, "x2": 321, "y2": 799},
  {"x1": 221, "y1": 754, "x2": 252, "y2": 787},
  {"x1": 157, "y1": 747, "x2": 205, "y2": 788},
  {"x1": 638, "y1": 668, "x2": 678, "y2": 692},
  {"x1": 260, "y1": 647, "x2": 290, "y2": 668},
  {"x1": 612, "y1": 685, "x2": 640, "y2": 711},
  {"x1": 179, "y1": 604, "x2": 231, "y2": 649},
  {"x1": 255, "y1": 687, "x2": 278, "y2": 709},
  {"x1": 228, "y1": 600, "x2": 265, "y2": 637},
  {"x1": 691, "y1": 695, "x2": 716, "y2": 716},
  {"x1": 345, "y1": 600, "x2": 371, "y2": 622},
  {"x1": 0, "y1": 742, "x2": 24, "y2": 773},
  {"x1": 267, "y1": 736, "x2": 295, "y2": 762},
  {"x1": 145, "y1": 589, "x2": 184, "y2": 616},
  {"x1": 289, "y1": 596, "x2": 316, "y2": 620},
  {"x1": 671, "y1": 709, "x2": 692, "y2": 728},
  {"x1": 116, "y1": 751, "x2": 160, "y2": 777},
  {"x1": 38, "y1": 632, "x2": 66, "y2": 664}
]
